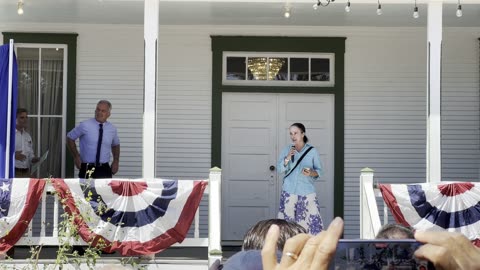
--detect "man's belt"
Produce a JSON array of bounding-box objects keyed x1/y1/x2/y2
[
  {"x1": 15, "y1": 167, "x2": 29, "y2": 172},
  {"x1": 81, "y1": 163, "x2": 110, "y2": 168}
]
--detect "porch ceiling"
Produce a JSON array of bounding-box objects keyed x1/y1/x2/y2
[{"x1": 0, "y1": 0, "x2": 479, "y2": 27}]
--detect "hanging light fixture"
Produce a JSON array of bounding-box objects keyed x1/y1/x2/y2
[
  {"x1": 376, "y1": 0, "x2": 382, "y2": 16},
  {"x1": 456, "y1": 0, "x2": 463, "y2": 17},
  {"x1": 413, "y1": 0, "x2": 419, "y2": 18},
  {"x1": 284, "y1": 5, "x2": 291, "y2": 18},
  {"x1": 17, "y1": 0, "x2": 24, "y2": 15},
  {"x1": 313, "y1": 0, "x2": 335, "y2": 10},
  {"x1": 345, "y1": 1, "x2": 351, "y2": 12}
]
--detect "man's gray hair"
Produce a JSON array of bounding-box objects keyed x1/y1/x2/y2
[{"x1": 97, "y1": 100, "x2": 112, "y2": 111}]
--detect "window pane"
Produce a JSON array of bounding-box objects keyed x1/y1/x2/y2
[
  {"x1": 247, "y1": 57, "x2": 268, "y2": 81},
  {"x1": 38, "y1": 117, "x2": 62, "y2": 178},
  {"x1": 41, "y1": 48, "x2": 64, "y2": 115},
  {"x1": 17, "y1": 48, "x2": 40, "y2": 115},
  {"x1": 290, "y1": 58, "x2": 308, "y2": 81},
  {"x1": 226, "y1": 57, "x2": 246, "y2": 80},
  {"x1": 311, "y1": 58, "x2": 330, "y2": 81},
  {"x1": 269, "y1": 57, "x2": 287, "y2": 81}
]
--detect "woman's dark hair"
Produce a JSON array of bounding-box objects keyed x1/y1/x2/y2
[
  {"x1": 291, "y1": 123, "x2": 308, "y2": 143},
  {"x1": 242, "y1": 219, "x2": 307, "y2": 251},
  {"x1": 375, "y1": 223, "x2": 414, "y2": 239}
]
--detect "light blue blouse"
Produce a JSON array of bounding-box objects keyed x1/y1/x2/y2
[
  {"x1": 67, "y1": 118, "x2": 120, "y2": 164},
  {"x1": 277, "y1": 143, "x2": 323, "y2": 196}
]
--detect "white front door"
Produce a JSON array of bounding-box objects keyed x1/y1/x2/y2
[{"x1": 222, "y1": 92, "x2": 334, "y2": 241}]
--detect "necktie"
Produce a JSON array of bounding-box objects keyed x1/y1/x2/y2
[{"x1": 95, "y1": 123, "x2": 103, "y2": 165}]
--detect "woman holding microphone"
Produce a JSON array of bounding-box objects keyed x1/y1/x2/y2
[{"x1": 277, "y1": 123, "x2": 324, "y2": 235}]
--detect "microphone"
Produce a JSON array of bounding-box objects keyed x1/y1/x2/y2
[{"x1": 291, "y1": 145, "x2": 295, "y2": 163}]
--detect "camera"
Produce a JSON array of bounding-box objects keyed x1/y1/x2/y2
[{"x1": 330, "y1": 239, "x2": 435, "y2": 270}]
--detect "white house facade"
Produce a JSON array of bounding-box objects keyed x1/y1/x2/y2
[{"x1": 1, "y1": 1, "x2": 479, "y2": 241}]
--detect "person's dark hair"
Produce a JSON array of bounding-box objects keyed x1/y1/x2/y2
[
  {"x1": 375, "y1": 223, "x2": 414, "y2": 239},
  {"x1": 242, "y1": 219, "x2": 307, "y2": 251},
  {"x1": 291, "y1": 123, "x2": 308, "y2": 143},
  {"x1": 16, "y1": 108, "x2": 28, "y2": 117}
]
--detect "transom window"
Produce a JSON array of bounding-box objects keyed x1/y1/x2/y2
[{"x1": 223, "y1": 52, "x2": 334, "y2": 87}]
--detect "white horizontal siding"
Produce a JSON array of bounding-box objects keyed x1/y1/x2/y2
[
  {"x1": 442, "y1": 28, "x2": 480, "y2": 182},
  {"x1": 74, "y1": 26, "x2": 144, "y2": 178},
  {"x1": 1, "y1": 24, "x2": 480, "y2": 240},
  {"x1": 343, "y1": 28, "x2": 428, "y2": 238}
]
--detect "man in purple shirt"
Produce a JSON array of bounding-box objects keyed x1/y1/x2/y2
[{"x1": 67, "y1": 100, "x2": 120, "y2": 179}]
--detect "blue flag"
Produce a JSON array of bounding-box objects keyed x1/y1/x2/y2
[{"x1": 0, "y1": 43, "x2": 18, "y2": 178}]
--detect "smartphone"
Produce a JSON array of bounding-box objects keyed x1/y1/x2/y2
[{"x1": 330, "y1": 239, "x2": 435, "y2": 270}]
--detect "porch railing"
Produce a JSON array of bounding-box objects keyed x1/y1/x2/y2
[
  {"x1": 14, "y1": 167, "x2": 222, "y2": 266},
  {"x1": 359, "y1": 167, "x2": 388, "y2": 239}
]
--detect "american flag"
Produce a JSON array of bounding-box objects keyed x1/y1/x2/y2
[
  {"x1": 0, "y1": 178, "x2": 46, "y2": 253},
  {"x1": 379, "y1": 182, "x2": 480, "y2": 246},
  {"x1": 52, "y1": 178, "x2": 207, "y2": 255}
]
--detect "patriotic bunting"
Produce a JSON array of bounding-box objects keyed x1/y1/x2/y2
[
  {"x1": 52, "y1": 178, "x2": 207, "y2": 255},
  {"x1": 0, "y1": 178, "x2": 46, "y2": 253},
  {"x1": 379, "y1": 182, "x2": 480, "y2": 245}
]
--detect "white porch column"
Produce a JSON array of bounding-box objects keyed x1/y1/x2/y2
[
  {"x1": 426, "y1": 1, "x2": 442, "y2": 183},
  {"x1": 143, "y1": 0, "x2": 159, "y2": 178}
]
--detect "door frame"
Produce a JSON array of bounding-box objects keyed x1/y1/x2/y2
[{"x1": 211, "y1": 36, "x2": 346, "y2": 218}]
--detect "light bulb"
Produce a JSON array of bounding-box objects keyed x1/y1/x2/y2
[
  {"x1": 17, "y1": 1, "x2": 24, "y2": 15},
  {"x1": 413, "y1": 7, "x2": 419, "y2": 18},
  {"x1": 313, "y1": 3, "x2": 318, "y2": 10},
  {"x1": 284, "y1": 10, "x2": 290, "y2": 18},
  {"x1": 456, "y1": 5, "x2": 462, "y2": 17},
  {"x1": 345, "y1": 2, "x2": 351, "y2": 12},
  {"x1": 376, "y1": 4, "x2": 382, "y2": 15}
]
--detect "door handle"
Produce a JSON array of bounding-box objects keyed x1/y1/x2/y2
[{"x1": 269, "y1": 165, "x2": 275, "y2": 171}]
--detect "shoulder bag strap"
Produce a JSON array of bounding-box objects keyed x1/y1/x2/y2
[{"x1": 283, "y1": 146, "x2": 314, "y2": 179}]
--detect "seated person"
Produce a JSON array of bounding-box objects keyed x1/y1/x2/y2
[{"x1": 375, "y1": 223, "x2": 414, "y2": 239}]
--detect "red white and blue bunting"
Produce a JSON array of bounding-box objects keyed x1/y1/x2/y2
[
  {"x1": 380, "y1": 182, "x2": 480, "y2": 246},
  {"x1": 0, "y1": 178, "x2": 46, "y2": 253},
  {"x1": 52, "y1": 178, "x2": 207, "y2": 256}
]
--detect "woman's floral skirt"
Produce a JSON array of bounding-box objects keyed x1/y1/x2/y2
[{"x1": 277, "y1": 190, "x2": 324, "y2": 235}]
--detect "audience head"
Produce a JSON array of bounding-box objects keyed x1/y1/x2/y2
[
  {"x1": 376, "y1": 223, "x2": 414, "y2": 239},
  {"x1": 242, "y1": 219, "x2": 307, "y2": 251}
]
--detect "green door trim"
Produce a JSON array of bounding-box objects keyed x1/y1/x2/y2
[
  {"x1": 3, "y1": 32, "x2": 78, "y2": 177},
  {"x1": 211, "y1": 36, "x2": 346, "y2": 219}
]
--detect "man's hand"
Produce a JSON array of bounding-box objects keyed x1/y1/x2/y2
[
  {"x1": 111, "y1": 160, "x2": 119, "y2": 175},
  {"x1": 74, "y1": 156, "x2": 82, "y2": 170},
  {"x1": 15, "y1": 151, "x2": 26, "y2": 161},
  {"x1": 31, "y1": 157, "x2": 40, "y2": 163}
]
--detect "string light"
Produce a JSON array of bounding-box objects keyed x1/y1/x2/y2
[
  {"x1": 376, "y1": 0, "x2": 382, "y2": 15},
  {"x1": 17, "y1": 0, "x2": 24, "y2": 15},
  {"x1": 456, "y1": 0, "x2": 463, "y2": 17},
  {"x1": 313, "y1": 0, "x2": 334, "y2": 10},
  {"x1": 345, "y1": 1, "x2": 351, "y2": 13},
  {"x1": 309, "y1": 0, "x2": 466, "y2": 19},
  {"x1": 413, "y1": 0, "x2": 419, "y2": 18},
  {"x1": 284, "y1": 5, "x2": 291, "y2": 18}
]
